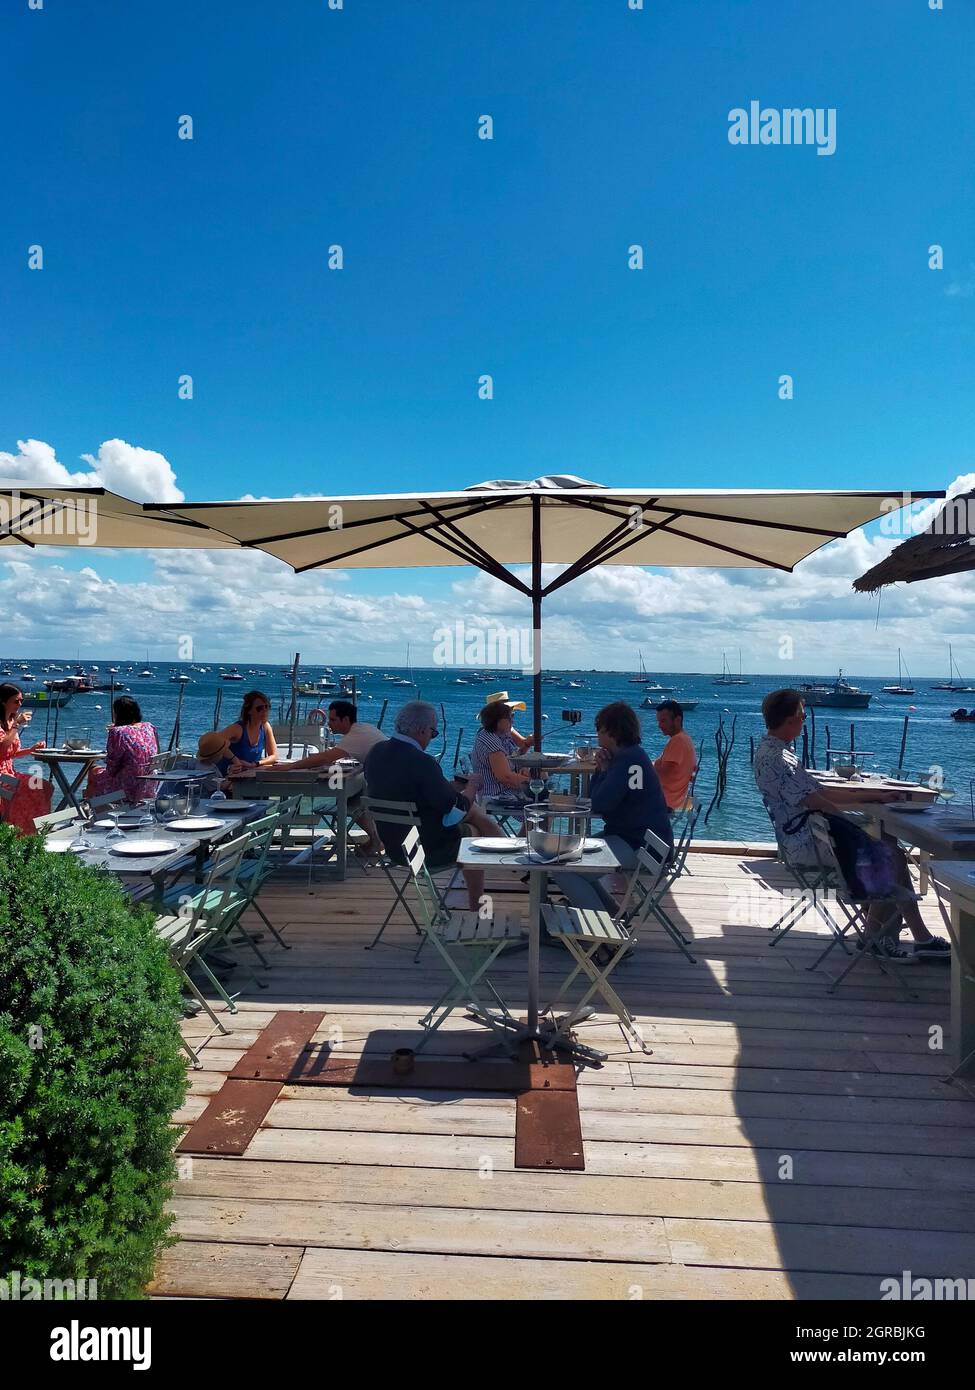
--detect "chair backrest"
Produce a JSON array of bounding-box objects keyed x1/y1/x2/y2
[
  {"x1": 0, "y1": 773, "x2": 18, "y2": 807},
  {"x1": 808, "y1": 814, "x2": 854, "y2": 894},
  {"x1": 34, "y1": 806, "x2": 82, "y2": 833},
  {"x1": 149, "y1": 751, "x2": 179, "y2": 773},
  {"x1": 239, "y1": 810, "x2": 282, "y2": 881},
  {"x1": 88, "y1": 790, "x2": 125, "y2": 811},
  {"x1": 401, "y1": 824, "x2": 448, "y2": 929},
  {"x1": 360, "y1": 796, "x2": 421, "y2": 827},
  {"x1": 281, "y1": 723, "x2": 328, "y2": 756},
  {"x1": 668, "y1": 798, "x2": 701, "y2": 878}
]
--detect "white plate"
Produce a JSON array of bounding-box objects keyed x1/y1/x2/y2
[
  {"x1": 166, "y1": 817, "x2": 225, "y2": 832},
  {"x1": 582, "y1": 838, "x2": 605, "y2": 852},
  {"x1": 93, "y1": 816, "x2": 148, "y2": 829},
  {"x1": 469, "y1": 837, "x2": 527, "y2": 852},
  {"x1": 44, "y1": 839, "x2": 77, "y2": 853},
  {"x1": 108, "y1": 838, "x2": 181, "y2": 856},
  {"x1": 204, "y1": 801, "x2": 254, "y2": 813},
  {"x1": 881, "y1": 802, "x2": 930, "y2": 813}
]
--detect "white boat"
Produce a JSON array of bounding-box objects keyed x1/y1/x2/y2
[
  {"x1": 931, "y1": 643, "x2": 975, "y2": 692},
  {"x1": 628, "y1": 650, "x2": 673, "y2": 691},
  {"x1": 881, "y1": 649, "x2": 915, "y2": 696},
  {"x1": 713, "y1": 649, "x2": 749, "y2": 686},
  {"x1": 221, "y1": 667, "x2": 244, "y2": 681},
  {"x1": 138, "y1": 669, "x2": 153, "y2": 678}
]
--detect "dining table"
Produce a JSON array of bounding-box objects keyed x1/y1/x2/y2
[
  {"x1": 29, "y1": 747, "x2": 106, "y2": 813},
  {"x1": 511, "y1": 751, "x2": 597, "y2": 797},
  {"x1": 455, "y1": 834, "x2": 621, "y2": 1064},
  {"x1": 42, "y1": 798, "x2": 271, "y2": 904}
]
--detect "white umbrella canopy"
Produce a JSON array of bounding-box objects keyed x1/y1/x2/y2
[
  {"x1": 0, "y1": 484, "x2": 239, "y2": 551},
  {"x1": 147, "y1": 476, "x2": 942, "y2": 742}
]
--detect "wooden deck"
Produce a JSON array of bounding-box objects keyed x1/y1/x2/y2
[{"x1": 151, "y1": 849, "x2": 975, "y2": 1301}]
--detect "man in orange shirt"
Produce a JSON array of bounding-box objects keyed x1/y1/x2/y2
[{"x1": 653, "y1": 701, "x2": 697, "y2": 812}]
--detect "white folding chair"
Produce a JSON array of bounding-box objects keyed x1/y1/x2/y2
[
  {"x1": 617, "y1": 824, "x2": 698, "y2": 963},
  {"x1": 34, "y1": 806, "x2": 82, "y2": 833},
  {"x1": 398, "y1": 827, "x2": 523, "y2": 1053},
  {"x1": 540, "y1": 844, "x2": 662, "y2": 1052}
]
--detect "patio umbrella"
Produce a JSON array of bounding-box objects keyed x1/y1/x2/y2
[
  {"x1": 0, "y1": 484, "x2": 239, "y2": 551},
  {"x1": 146, "y1": 477, "x2": 942, "y2": 744}
]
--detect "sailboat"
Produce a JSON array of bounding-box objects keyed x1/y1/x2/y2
[
  {"x1": 882, "y1": 649, "x2": 915, "y2": 696},
  {"x1": 712, "y1": 649, "x2": 749, "y2": 686},
  {"x1": 627, "y1": 650, "x2": 673, "y2": 692},
  {"x1": 391, "y1": 642, "x2": 414, "y2": 687},
  {"x1": 931, "y1": 643, "x2": 975, "y2": 692}
]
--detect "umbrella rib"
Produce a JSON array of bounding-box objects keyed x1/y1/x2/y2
[
  {"x1": 540, "y1": 511, "x2": 673, "y2": 597},
  {"x1": 223, "y1": 497, "x2": 506, "y2": 549},
  {"x1": 560, "y1": 495, "x2": 847, "y2": 539},
  {"x1": 415, "y1": 501, "x2": 532, "y2": 595},
  {"x1": 396, "y1": 514, "x2": 530, "y2": 592}
]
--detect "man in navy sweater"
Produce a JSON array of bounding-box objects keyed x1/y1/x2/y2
[
  {"x1": 364, "y1": 700, "x2": 499, "y2": 910},
  {"x1": 555, "y1": 701, "x2": 673, "y2": 913}
]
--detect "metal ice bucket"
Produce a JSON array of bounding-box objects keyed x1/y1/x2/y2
[{"x1": 524, "y1": 802, "x2": 589, "y2": 862}]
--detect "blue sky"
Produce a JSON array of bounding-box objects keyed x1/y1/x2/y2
[{"x1": 2, "y1": 0, "x2": 973, "y2": 669}]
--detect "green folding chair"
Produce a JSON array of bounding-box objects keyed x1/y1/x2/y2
[
  {"x1": 232, "y1": 808, "x2": 292, "y2": 950},
  {"x1": 156, "y1": 832, "x2": 261, "y2": 1017},
  {"x1": 398, "y1": 826, "x2": 523, "y2": 1054},
  {"x1": 33, "y1": 805, "x2": 83, "y2": 833}
]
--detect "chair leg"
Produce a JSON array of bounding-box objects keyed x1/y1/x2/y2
[
  {"x1": 252, "y1": 899, "x2": 291, "y2": 950},
  {"x1": 177, "y1": 966, "x2": 231, "y2": 1034},
  {"x1": 180, "y1": 1035, "x2": 203, "y2": 1069},
  {"x1": 549, "y1": 937, "x2": 647, "y2": 1052}
]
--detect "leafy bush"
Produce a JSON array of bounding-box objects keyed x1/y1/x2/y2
[{"x1": 0, "y1": 824, "x2": 188, "y2": 1297}]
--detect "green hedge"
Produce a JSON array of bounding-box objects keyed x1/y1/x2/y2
[{"x1": 0, "y1": 824, "x2": 188, "y2": 1297}]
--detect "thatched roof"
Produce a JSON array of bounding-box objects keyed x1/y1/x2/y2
[{"x1": 853, "y1": 488, "x2": 975, "y2": 593}]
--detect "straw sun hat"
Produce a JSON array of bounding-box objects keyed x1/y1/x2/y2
[{"x1": 486, "y1": 689, "x2": 527, "y2": 712}]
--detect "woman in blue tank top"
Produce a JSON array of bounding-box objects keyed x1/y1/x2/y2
[{"x1": 224, "y1": 690, "x2": 278, "y2": 768}]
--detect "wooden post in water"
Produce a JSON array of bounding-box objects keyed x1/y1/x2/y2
[
  {"x1": 850, "y1": 721, "x2": 855, "y2": 753},
  {"x1": 377, "y1": 698, "x2": 388, "y2": 730},
  {"x1": 808, "y1": 704, "x2": 817, "y2": 768},
  {"x1": 801, "y1": 727, "x2": 809, "y2": 768},
  {"x1": 452, "y1": 727, "x2": 463, "y2": 773},
  {"x1": 898, "y1": 714, "x2": 910, "y2": 772},
  {"x1": 168, "y1": 680, "x2": 186, "y2": 752},
  {"x1": 212, "y1": 685, "x2": 223, "y2": 730}
]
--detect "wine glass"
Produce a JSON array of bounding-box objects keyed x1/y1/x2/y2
[
  {"x1": 69, "y1": 812, "x2": 94, "y2": 852},
  {"x1": 105, "y1": 807, "x2": 124, "y2": 841}
]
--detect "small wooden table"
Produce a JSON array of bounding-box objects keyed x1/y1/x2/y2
[
  {"x1": 456, "y1": 836, "x2": 620, "y2": 1063},
  {"x1": 29, "y1": 748, "x2": 105, "y2": 813},
  {"x1": 928, "y1": 860, "x2": 975, "y2": 1082}
]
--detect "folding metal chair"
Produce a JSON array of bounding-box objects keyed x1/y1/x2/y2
[
  {"x1": 396, "y1": 827, "x2": 522, "y2": 1053},
  {"x1": 88, "y1": 790, "x2": 126, "y2": 812},
  {"x1": 33, "y1": 805, "x2": 82, "y2": 833},
  {"x1": 361, "y1": 796, "x2": 445, "y2": 952},
  {"x1": 156, "y1": 833, "x2": 262, "y2": 1016},
  {"x1": 232, "y1": 808, "x2": 291, "y2": 950},
  {"x1": 759, "y1": 802, "x2": 849, "y2": 951},
  {"x1": 807, "y1": 815, "x2": 918, "y2": 999},
  {"x1": 618, "y1": 824, "x2": 698, "y2": 963},
  {"x1": 540, "y1": 845, "x2": 661, "y2": 1052}
]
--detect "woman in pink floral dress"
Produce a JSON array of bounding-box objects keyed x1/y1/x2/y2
[
  {"x1": 86, "y1": 696, "x2": 160, "y2": 804},
  {"x1": 0, "y1": 683, "x2": 53, "y2": 834}
]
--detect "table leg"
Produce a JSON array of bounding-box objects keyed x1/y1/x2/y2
[
  {"x1": 336, "y1": 791, "x2": 347, "y2": 882},
  {"x1": 526, "y1": 869, "x2": 543, "y2": 1033},
  {"x1": 46, "y1": 761, "x2": 77, "y2": 813},
  {"x1": 951, "y1": 903, "x2": 975, "y2": 1078}
]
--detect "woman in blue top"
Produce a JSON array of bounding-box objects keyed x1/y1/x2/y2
[
  {"x1": 221, "y1": 690, "x2": 278, "y2": 769},
  {"x1": 555, "y1": 701, "x2": 672, "y2": 914}
]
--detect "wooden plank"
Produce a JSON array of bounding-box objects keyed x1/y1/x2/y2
[
  {"x1": 175, "y1": 1157, "x2": 975, "y2": 1233},
  {"x1": 148, "y1": 1239, "x2": 301, "y2": 1300},
  {"x1": 278, "y1": 1050, "x2": 575, "y2": 1092},
  {"x1": 228, "y1": 1009, "x2": 327, "y2": 1081},
  {"x1": 244, "y1": 1126, "x2": 975, "y2": 1190},
  {"x1": 177, "y1": 1079, "x2": 282, "y2": 1156},
  {"x1": 286, "y1": 1246, "x2": 881, "y2": 1301},
  {"x1": 169, "y1": 1196, "x2": 666, "y2": 1263}
]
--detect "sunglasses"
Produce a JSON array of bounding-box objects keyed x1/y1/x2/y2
[{"x1": 253, "y1": 704, "x2": 269, "y2": 712}]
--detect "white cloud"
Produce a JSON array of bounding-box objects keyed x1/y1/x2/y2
[{"x1": 1, "y1": 437, "x2": 183, "y2": 502}]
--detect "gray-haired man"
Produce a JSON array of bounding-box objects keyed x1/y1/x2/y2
[{"x1": 364, "y1": 701, "x2": 499, "y2": 910}]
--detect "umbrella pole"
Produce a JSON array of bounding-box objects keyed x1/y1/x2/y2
[{"x1": 532, "y1": 495, "x2": 542, "y2": 749}]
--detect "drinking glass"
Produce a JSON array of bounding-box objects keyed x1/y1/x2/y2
[
  {"x1": 105, "y1": 808, "x2": 124, "y2": 841},
  {"x1": 70, "y1": 814, "x2": 94, "y2": 852},
  {"x1": 154, "y1": 793, "x2": 174, "y2": 824}
]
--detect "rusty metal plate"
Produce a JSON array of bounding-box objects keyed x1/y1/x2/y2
[
  {"x1": 229, "y1": 1009, "x2": 327, "y2": 1081},
  {"x1": 515, "y1": 1088, "x2": 585, "y2": 1170},
  {"x1": 177, "y1": 1078, "x2": 282, "y2": 1156},
  {"x1": 286, "y1": 1050, "x2": 577, "y2": 1093}
]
